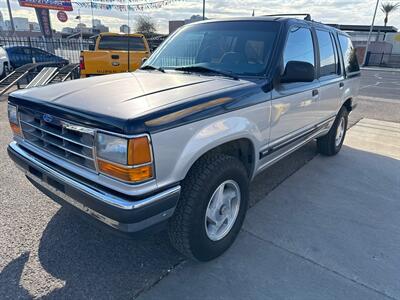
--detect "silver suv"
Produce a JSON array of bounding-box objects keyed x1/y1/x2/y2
[{"x1": 7, "y1": 16, "x2": 360, "y2": 261}]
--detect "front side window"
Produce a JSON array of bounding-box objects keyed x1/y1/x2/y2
[
  {"x1": 338, "y1": 34, "x2": 360, "y2": 74},
  {"x1": 316, "y1": 30, "x2": 337, "y2": 77},
  {"x1": 98, "y1": 36, "x2": 146, "y2": 51},
  {"x1": 144, "y1": 21, "x2": 280, "y2": 76},
  {"x1": 283, "y1": 26, "x2": 315, "y2": 68}
]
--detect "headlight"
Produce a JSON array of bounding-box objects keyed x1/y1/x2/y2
[
  {"x1": 7, "y1": 104, "x2": 21, "y2": 136},
  {"x1": 95, "y1": 133, "x2": 153, "y2": 183},
  {"x1": 96, "y1": 133, "x2": 128, "y2": 165}
]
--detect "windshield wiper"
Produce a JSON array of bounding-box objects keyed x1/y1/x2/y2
[
  {"x1": 140, "y1": 65, "x2": 165, "y2": 73},
  {"x1": 174, "y1": 65, "x2": 239, "y2": 80}
]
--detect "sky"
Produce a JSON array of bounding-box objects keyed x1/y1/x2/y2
[{"x1": 1, "y1": 0, "x2": 399, "y2": 34}]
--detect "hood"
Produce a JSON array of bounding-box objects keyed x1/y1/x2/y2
[
  {"x1": 12, "y1": 71, "x2": 245, "y2": 118},
  {"x1": 10, "y1": 71, "x2": 254, "y2": 133}
]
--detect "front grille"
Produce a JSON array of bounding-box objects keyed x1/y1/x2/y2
[{"x1": 19, "y1": 107, "x2": 97, "y2": 171}]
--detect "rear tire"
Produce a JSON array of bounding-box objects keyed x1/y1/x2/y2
[
  {"x1": 317, "y1": 106, "x2": 348, "y2": 156},
  {"x1": 168, "y1": 154, "x2": 249, "y2": 261}
]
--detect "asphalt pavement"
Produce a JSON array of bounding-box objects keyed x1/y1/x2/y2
[
  {"x1": 349, "y1": 69, "x2": 400, "y2": 125},
  {"x1": 0, "y1": 69, "x2": 399, "y2": 299}
]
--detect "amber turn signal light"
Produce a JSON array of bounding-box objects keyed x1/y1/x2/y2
[
  {"x1": 10, "y1": 122, "x2": 21, "y2": 136},
  {"x1": 98, "y1": 159, "x2": 153, "y2": 182},
  {"x1": 128, "y1": 136, "x2": 152, "y2": 165}
]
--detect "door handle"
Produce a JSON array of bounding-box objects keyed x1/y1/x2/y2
[
  {"x1": 111, "y1": 54, "x2": 119, "y2": 59},
  {"x1": 339, "y1": 82, "x2": 344, "y2": 88},
  {"x1": 312, "y1": 89, "x2": 319, "y2": 97}
]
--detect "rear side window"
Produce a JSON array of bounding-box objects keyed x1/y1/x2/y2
[
  {"x1": 338, "y1": 35, "x2": 360, "y2": 74},
  {"x1": 283, "y1": 26, "x2": 315, "y2": 68},
  {"x1": 21, "y1": 48, "x2": 32, "y2": 55},
  {"x1": 98, "y1": 36, "x2": 146, "y2": 51},
  {"x1": 316, "y1": 30, "x2": 338, "y2": 77}
]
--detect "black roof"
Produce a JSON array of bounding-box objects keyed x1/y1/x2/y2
[
  {"x1": 190, "y1": 16, "x2": 345, "y2": 36},
  {"x1": 327, "y1": 24, "x2": 398, "y2": 33},
  {"x1": 186, "y1": 17, "x2": 398, "y2": 35}
]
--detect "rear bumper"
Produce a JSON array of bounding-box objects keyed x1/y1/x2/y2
[{"x1": 8, "y1": 141, "x2": 181, "y2": 233}]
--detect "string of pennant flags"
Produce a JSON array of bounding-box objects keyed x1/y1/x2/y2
[
  {"x1": 80, "y1": 0, "x2": 165, "y2": 2},
  {"x1": 72, "y1": 0, "x2": 184, "y2": 11}
]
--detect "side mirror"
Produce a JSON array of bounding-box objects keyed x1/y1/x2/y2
[{"x1": 281, "y1": 61, "x2": 315, "y2": 83}]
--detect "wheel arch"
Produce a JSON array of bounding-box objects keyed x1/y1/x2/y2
[
  {"x1": 186, "y1": 138, "x2": 256, "y2": 180},
  {"x1": 343, "y1": 97, "x2": 353, "y2": 112}
]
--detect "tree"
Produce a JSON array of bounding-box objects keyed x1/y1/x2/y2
[
  {"x1": 381, "y1": 2, "x2": 399, "y2": 27},
  {"x1": 134, "y1": 15, "x2": 157, "y2": 37}
]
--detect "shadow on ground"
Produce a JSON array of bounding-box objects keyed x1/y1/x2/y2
[
  {"x1": 36, "y1": 207, "x2": 183, "y2": 299},
  {"x1": 0, "y1": 252, "x2": 31, "y2": 299}
]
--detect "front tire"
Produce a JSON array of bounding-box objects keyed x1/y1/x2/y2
[
  {"x1": 168, "y1": 154, "x2": 249, "y2": 261},
  {"x1": 317, "y1": 106, "x2": 348, "y2": 156}
]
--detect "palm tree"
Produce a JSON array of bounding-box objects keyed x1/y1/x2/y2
[{"x1": 381, "y1": 2, "x2": 400, "y2": 27}]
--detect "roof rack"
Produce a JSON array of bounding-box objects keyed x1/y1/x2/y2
[{"x1": 264, "y1": 14, "x2": 312, "y2": 21}]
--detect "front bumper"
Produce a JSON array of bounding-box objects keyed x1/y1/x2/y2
[{"x1": 8, "y1": 141, "x2": 181, "y2": 233}]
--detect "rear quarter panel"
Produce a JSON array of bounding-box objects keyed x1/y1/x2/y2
[{"x1": 342, "y1": 75, "x2": 361, "y2": 108}]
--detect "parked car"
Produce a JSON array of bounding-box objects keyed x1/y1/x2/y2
[
  {"x1": 0, "y1": 46, "x2": 10, "y2": 78},
  {"x1": 79, "y1": 32, "x2": 150, "y2": 77},
  {"x1": 7, "y1": 16, "x2": 360, "y2": 261},
  {"x1": 5, "y1": 46, "x2": 69, "y2": 69}
]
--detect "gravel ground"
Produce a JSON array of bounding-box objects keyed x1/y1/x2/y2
[{"x1": 0, "y1": 69, "x2": 398, "y2": 299}]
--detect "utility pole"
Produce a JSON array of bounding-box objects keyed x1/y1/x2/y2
[
  {"x1": 75, "y1": 9, "x2": 83, "y2": 51},
  {"x1": 91, "y1": 0, "x2": 95, "y2": 31},
  {"x1": 127, "y1": 5, "x2": 131, "y2": 72},
  {"x1": 362, "y1": 0, "x2": 380, "y2": 66},
  {"x1": 6, "y1": 0, "x2": 15, "y2": 34},
  {"x1": 202, "y1": 0, "x2": 205, "y2": 20}
]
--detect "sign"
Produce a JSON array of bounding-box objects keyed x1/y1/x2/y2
[
  {"x1": 57, "y1": 11, "x2": 68, "y2": 23},
  {"x1": 74, "y1": 0, "x2": 182, "y2": 11},
  {"x1": 19, "y1": 0, "x2": 73, "y2": 11},
  {"x1": 35, "y1": 8, "x2": 52, "y2": 37}
]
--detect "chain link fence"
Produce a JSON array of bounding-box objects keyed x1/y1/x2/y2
[
  {"x1": 366, "y1": 52, "x2": 400, "y2": 68},
  {"x1": 0, "y1": 36, "x2": 95, "y2": 65}
]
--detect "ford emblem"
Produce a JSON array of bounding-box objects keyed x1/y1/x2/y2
[{"x1": 42, "y1": 114, "x2": 53, "y2": 123}]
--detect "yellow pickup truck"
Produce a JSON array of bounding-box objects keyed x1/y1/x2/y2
[{"x1": 80, "y1": 33, "x2": 150, "y2": 77}]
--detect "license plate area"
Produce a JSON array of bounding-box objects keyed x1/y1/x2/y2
[
  {"x1": 27, "y1": 166, "x2": 65, "y2": 194},
  {"x1": 29, "y1": 165, "x2": 43, "y2": 180},
  {"x1": 47, "y1": 176, "x2": 65, "y2": 193}
]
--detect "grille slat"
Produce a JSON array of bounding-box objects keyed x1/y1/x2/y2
[
  {"x1": 20, "y1": 120, "x2": 93, "y2": 149},
  {"x1": 19, "y1": 108, "x2": 96, "y2": 171}
]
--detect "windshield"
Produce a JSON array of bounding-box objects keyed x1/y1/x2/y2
[
  {"x1": 144, "y1": 21, "x2": 280, "y2": 76},
  {"x1": 98, "y1": 36, "x2": 146, "y2": 51}
]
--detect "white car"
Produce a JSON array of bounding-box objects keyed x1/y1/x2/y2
[{"x1": 0, "y1": 46, "x2": 10, "y2": 79}]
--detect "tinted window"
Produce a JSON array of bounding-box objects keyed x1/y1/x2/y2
[
  {"x1": 22, "y1": 48, "x2": 32, "y2": 55},
  {"x1": 145, "y1": 21, "x2": 280, "y2": 76},
  {"x1": 338, "y1": 35, "x2": 360, "y2": 74},
  {"x1": 283, "y1": 26, "x2": 315, "y2": 68},
  {"x1": 316, "y1": 30, "x2": 337, "y2": 77},
  {"x1": 98, "y1": 36, "x2": 146, "y2": 51},
  {"x1": 33, "y1": 48, "x2": 46, "y2": 55}
]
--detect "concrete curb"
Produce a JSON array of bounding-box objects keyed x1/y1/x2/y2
[{"x1": 361, "y1": 66, "x2": 400, "y2": 73}]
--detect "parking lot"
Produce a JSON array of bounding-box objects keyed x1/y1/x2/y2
[{"x1": 0, "y1": 69, "x2": 399, "y2": 299}]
